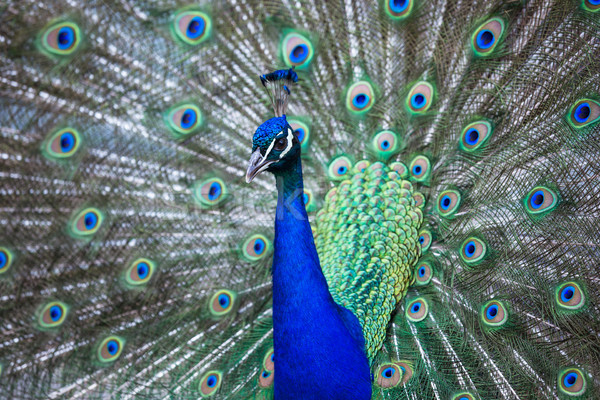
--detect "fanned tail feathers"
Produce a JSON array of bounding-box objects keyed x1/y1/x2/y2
[{"x1": 0, "y1": 0, "x2": 599, "y2": 399}]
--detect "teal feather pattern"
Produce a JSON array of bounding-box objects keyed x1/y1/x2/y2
[{"x1": 0, "y1": 0, "x2": 599, "y2": 399}]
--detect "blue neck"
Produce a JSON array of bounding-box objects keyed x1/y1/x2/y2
[{"x1": 271, "y1": 157, "x2": 371, "y2": 400}]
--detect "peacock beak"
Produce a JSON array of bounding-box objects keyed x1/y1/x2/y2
[{"x1": 246, "y1": 148, "x2": 274, "y2": 183}]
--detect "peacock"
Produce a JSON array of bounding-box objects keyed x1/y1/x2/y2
[{"x1": 1, "y1": 0, "x2": 599, "y2": 398}]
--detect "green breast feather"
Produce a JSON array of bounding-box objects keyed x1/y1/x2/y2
[{"x1": 315, "y1": 161, "x2": 422, "y2": 360}]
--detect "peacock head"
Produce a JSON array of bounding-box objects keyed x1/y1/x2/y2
[
  {"x1": 246, "y1": 69, "x2": 300, "y2": 183},
  {"x1": 245, "y1": 115, "x2": 301, "y2": 183}
]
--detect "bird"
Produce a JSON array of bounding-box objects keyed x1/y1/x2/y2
[{"x1": 0, "y1": 0, "x2": 599, "y2": 399}]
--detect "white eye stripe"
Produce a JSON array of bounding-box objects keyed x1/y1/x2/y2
[
  {"x1": 279, "y1": 130, "x2": 294, "y2": 159},
  {"x1": 261, "y1": 131, "x2": 282, "y2": 161}
]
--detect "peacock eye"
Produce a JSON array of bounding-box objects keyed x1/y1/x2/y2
[
  {"x1": 40, "y1": 21, "x2": 82, "y2": 56},
  {"x1": 471, "y1": 18, "x2": 505, "y2": 56},
  {"x1": 173, "y1": 10, "x2": 212, "y2": 45},
  {"x1": 97, "y1": 336, "x2": 125, "y2": 363},
  {"x1": 274, "y1": 137, "x2": 287, "y2": 151},
  {"x1": 481, "y1": 300, "x2": 508, "y2": 327},
  {"x1": 558, "y1": 368, "x2": 587, "y2": 396}
]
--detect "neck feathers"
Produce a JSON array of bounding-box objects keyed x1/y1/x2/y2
[{"x1": 270, "y1": 156, "x2": 372, "y2": 399}]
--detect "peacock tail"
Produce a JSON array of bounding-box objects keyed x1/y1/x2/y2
[{"x1": 1, "y1": 0, "x2": 600, "y2": 398}]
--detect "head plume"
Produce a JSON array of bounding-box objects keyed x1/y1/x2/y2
[{"x1": 260, "y1": 68, "x2": 298, "y2": 117}]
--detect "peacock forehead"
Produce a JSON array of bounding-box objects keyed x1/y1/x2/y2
[
  {"x1": 314, "y1": 161, "x2": 423, "y2": 361},
  {"x1": 252, "y1": 116, "x2": 289, "y2": 152}
]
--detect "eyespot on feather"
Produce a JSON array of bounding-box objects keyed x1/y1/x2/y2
[
  {"x1": 0, "y1": 247, "x2": 14, "y2": 275},
  {"x1": 38, "y1": 301, "x2": 68, "y2": 329},
  {"x1": 44, "y1": 128, "x2": 81, "y2": 159},
  {"x1": 418, "y1": 230, "x2": 432, "y2": 252},
  {"x1": 409, "y1": 156, "x2": 431, "y2": 182},
  {"x1": 209, "y1": 289, "x2": 236, "y2": 317},
  {"x1": 376, "y1": 363, "x2": 403, "y2": 388},
  {"x1": 303, "y1": 188, "x2": 317, "y2": 212},
  {"x1": 288, "y1": 119, "x2": 310, "y2": 150},
  {"x1": 242, "y1": 234, "x2": 271, "y2": 262},
  {"x1": 258, "y1": 368, "x2": 274, "y2": 388},
  {"x1": 460, "y1": 237, "x2": 486, "y2": 264},
  {"x1": 405, "y1": 297, "x2": 428, "y2": 322},
  {"x1": 263, "y1": 348, "x2": 274, "y2": 371},
  {"x1": 415, "y1": 261, "x2": 433, "y2": 285},
  {"x1": 460, "y1": 121, "x2": 492, "y2": 152},
  {"x1": 327, "y1": 156, "x2": 353, "y2": 181},
  {"x1": 524, "y1": 186, "x2": 558, "y2": 215},
  {"x1": 165, "y1": 104, "x2": 202, "y2": 136},
  {"x1": 173, "y1": 11, "x2": 212, "y2": 45},
  {"x1": 558, "y1": 368, "x2": 587, "y2": 396},
  {"x1": 481, "y1": 300, "x2": 507, "y2": 327},
  {"x1": 70, "y1": 208, "x2": 103, "y2": 237},
  {"x1": 281, "y1": 32, "x2": 314, "y2": 69},
  {"x1": 555, "y1": 282, "x2": 585, "y2": 310},
  {"x1": 437, "y1": 190, "x2": 461, "y2": 217},
  {"x1": 346, "y1": 81, "x2": 375, "y2": 114},
  {"x1": 583, "y1": 0, "x2": 600, "y2": 13},
  {"x1": 385, "y1": 0, "x2": 414, "y2": 20},
  {"x1": 199, "y1": 371, "x2": 222, "y2": 397},
  {"x1": 97, "y1": 336, "x2": 124, "y2": 363},
  {"x1": 125, "y1": 258, "x2": 155, "y2": 286},
  {"x1": 471, "y1": 18, "x2": 504, "y2": 56},
  {"x1": 40, "y1": 21, "x2": 81, "y2": 56},
  {"x1": 406, "y1": 82, "x2": 434, "y2": 114},
  {"x1": 194, "y1": 178, "x2": 227, "y2": 207},
  {"x1": 372, "y1": 130, "x2": 400, "y2": 159},
  {"x1": 567, "y1": 99, "x2": 600, "y2": 128}
]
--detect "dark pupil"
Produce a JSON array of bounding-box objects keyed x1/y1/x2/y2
[
  {"x1": 419, "y1": 267, "x2": 425, "y2": 276},
  {"x1": 481, "y1": 31, "x2": 493, "y2": 46},
  {"x1": 108, "y1": 343, "x2": 116, "y2": 353},
  {"x1": 442, "y1": 197, "x2": 450, "y2": 207},
  {"x1": 533, "y1": 193, "x2": 544, "y2": 205},
  {"x1": 394, "y1": 0, "x2": 407, "y2": 6},
  {"x1": 85, "y1": 216, "x2": 94, "y2": 227},
  {"x1": 489, "y1": 307, "x2": 497, "y2": 317},
  {"x1": 51, "y1": 309, "x2": 59, "y2": 319},
  {"x1": 189, "y1": 20, "x2": 200, "y2": 34},
  {"x1": 567, "y1": 375, "x2": 576, "y2": 385},
  {"x1": 385, "y1": 369, "x2": 393, "y2": 378},
  {"x1": 419, "y1": 237, "x2": 424, "y2": 243},
  {"x1": 292, "y1": 45, "x2": 305, "y2": 58},
  {"x1": 382, "y1": 140, "x2": 389, "y2": 148},
  {"x1": 182, "y1": 113, "x2": 191, "y2": 125},
  {"x1": 414, "y1": 166, "x2": 421, "y2": 173},
  {"x1": 138, "y1": 265, "x2": 146, "y2": 275},
  {"x1": 209, "y1": 185, "x2": 218, "y2": 196},
  {"x1": 412, "y1": 304, "x2": 420, "y2": 312},
  {"x1": 468, "y1": 130, "x2": 479, "y2": 143},
  {"x1": 276, "y1": 139, "x2": 286, "y2": 149},
  {"x1": 254, "y1": 243, "x2": 261, "y2": 251},
  {"x1": 578, "y1": 105, "x2": 591, "y2": 120},
  {"x1": 467, "y1": 244, "x2": 475, "y2": 254},
  {"x1": 219, "y1": 296, "x2": 227, "y2": 306},
  {"x1": 262, "y1": 371, "x2": 269, "y2": 378},
  {"x1": 564, "y1": 288, "x2": 574, "y2": 299},
  {"x1": 356, "y1": 94, "x2": 366, "y2": 104},
  {"x1": 58, "y1": 32, "x2": 69, "y2": 45},
  {"x1": 414, "y1": 94, "x2": 424, "y2": 105},
  {"x1": 207, "y1": 376, "x2": 216, "y2": 387},
  {"x1": 61, "y1": 136, "x2": 70, "y2": 149}
]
